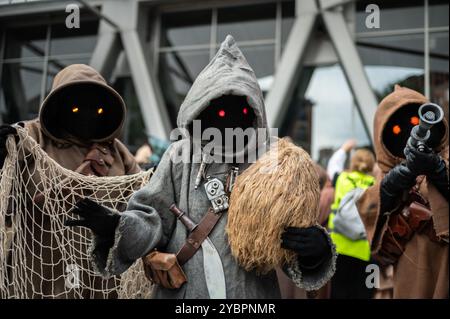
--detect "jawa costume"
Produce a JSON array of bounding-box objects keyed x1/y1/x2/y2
[
  {"x1": 0, "y1": 64, "x2": 140, "y2": 297},
  {"x1": 357, "y1": 85, "x2": 449, "y2": 298},
  {"x1": 1, "y1": 64, "x2": 139, "y2": 176},
  {"x1": 65, "y1": 36, "x2": 336, "y2": 299}
]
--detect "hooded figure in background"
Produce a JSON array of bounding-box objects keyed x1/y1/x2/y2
[
  {"x1": 357, "y1": 85, "x2": 448, "y2": 298},
  {"x1": 1, "y1": 64, "x2": 139, "y2": 176},
  {"x1": 0, "y1": 64, "x2": 140, "y2": 298},
  {"x1": 65, "y1": 36, "x2": 336, "y2": 299}
]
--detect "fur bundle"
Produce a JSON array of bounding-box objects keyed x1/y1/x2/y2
[{"x1": 226, "y1": 138, "x2": 320, "y2": 273}]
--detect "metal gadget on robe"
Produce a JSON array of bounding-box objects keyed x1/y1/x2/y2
[{"x1": 204, "y1": 178, "x2": 229, "y2": 213}]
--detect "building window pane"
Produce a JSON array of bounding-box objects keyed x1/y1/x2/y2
[
  {"x1": 4, "y1": 25, "x2": 47, "y2": 60},
  {"x1": 358, "y1": 33, "x2": 425, "y2": 99},
  {"x1": 217, "y1": 3, "x2": 276, "y2": 43},
  {"x1": 160, "y1": 10, "x2": 211, "y2": 47},
  {"x1": 356, "y1": 1, "x2": 424, "y2": 33},
  {"x1": 240, "y1": 45, "x2": 275, "y2": 79},
  {"x1": 1, "y1": 14, "x2": 99, "y2": 126},
  {"x1": 1, "y1": 62, "x2": 44, "y2": 122},
  {"x1": 49, "y1": 20, "x2": 99, "y2": 56},
  {"x1": 114, "y1": 77, "x2": 147, "y2": 151},
  {"x1": 158, "y1": 50, "x2": 210, "y2": 124},
  {"x1": 429, "y1": 0, "x2": 449, "y2": 28},
  {"x1": 281, "y1": 0, "x2": 295, "y2": 50},
  {"x1": 430, "y1": 31, "x2": 449, "y2": 71},
  {"x1": 430, "y1": 32, "x2": 449, "y2": 109},
  {"x1": 358, "y1": 33, "x2": 426, "y2": 68}
]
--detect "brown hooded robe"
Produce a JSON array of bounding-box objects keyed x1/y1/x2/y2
[
  {"x1": 24, "y1": 64, "x2": 139, "y2": 176},
  {"x1": 357, "y1": 85, "x2": 449, "y2": 299},
  {"x1": 10, "y1": 64, "x2": 140, "y2": 298}
]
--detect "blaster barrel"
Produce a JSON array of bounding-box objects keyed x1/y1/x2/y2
[{"x1": 408, "y1": 103, "x2": 444, "y2": 151}]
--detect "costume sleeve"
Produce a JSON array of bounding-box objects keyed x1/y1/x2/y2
[
  {"x1": 427, "y1": 180, "x2": 449, "y2": 243},
  {"x1": 283, "y1": 225, "x2": 337, "y2": 291},
  {"x1": 427, "y1": 153, "x2": 449, "y2": 241},
  {"x1": 357, "y1": 181, "x2": 404, "y2": 265},
  {"x1": 356, "y1": 184, "x2": 381, "y2": 246},
  {"x1": 90, "y1": 143, "x2": 179, "y2": 277}
]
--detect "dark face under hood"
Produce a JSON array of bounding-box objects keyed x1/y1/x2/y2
[
  {"x1": 176, "y1": 35, "x2": 268, "y2": 160},
  {"x1": 39, "y1": 64, "x2": 126, "y2": 145},
  {"x1": 374, "y1": 85, "x2": 449, "y2": 174},
  {"x1": 196, "y1": 94, "x2": 256, "y2": 147}
]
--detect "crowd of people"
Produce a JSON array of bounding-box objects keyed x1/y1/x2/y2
[{"x1": 0, "y1": 35, "x2": 447, "y2": 299}]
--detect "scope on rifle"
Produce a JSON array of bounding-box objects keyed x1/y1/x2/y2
[{"x1": 408, "y1": 103, "x2": 444, "y2": 152}]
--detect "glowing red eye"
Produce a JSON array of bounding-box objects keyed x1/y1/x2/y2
[
  {"x1": 393, "y1": 125, "x2": 401, "y2": 135},
  {"x1": 243, "y1": 107, "x2": 248, "y2": 115},
  {"x1": 218, "y1": 109, "x2": 226, "y2": 117},
  {"x1": 410, "y1": 116, "x2": 419, "y2": 125}
]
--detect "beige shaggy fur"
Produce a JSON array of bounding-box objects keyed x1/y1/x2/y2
[{"x1": 226, "y1": 138, "x2": 320, "y2": 273}]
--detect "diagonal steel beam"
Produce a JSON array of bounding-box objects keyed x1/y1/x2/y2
[
  {"x1": 322, "y1": 10, "x2": 378, "y2": 140},
  {"x1": 76, "y1": 0, "x2": 119, "y2": 30},
  {"x1": 89, "y1": 23, "x2": 122, "y2": 80},
  {"x1": 89, "y1": 0, "x2": 171, "y2": 140},
  {"x1": 121, "y1": 29, "x2": 171, "y2": 140},
  {"x1": 265, "y1": 1, "x2": 318, "y2": 128}
]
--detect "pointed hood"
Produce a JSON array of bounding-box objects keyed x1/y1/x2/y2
[
  {"x1": 39, "y1": 64, "x2": 126, "y2": 144},
  {"x1": 374, "y1": 85, "x2": 448, "y2": 173},
  {"x1": 177, "y1": 35, "x2": 268, "y2": 135}
]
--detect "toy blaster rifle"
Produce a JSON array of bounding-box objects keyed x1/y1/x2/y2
[{"x1": 407, "y1": 103, "x2": 444, "y2": 152}]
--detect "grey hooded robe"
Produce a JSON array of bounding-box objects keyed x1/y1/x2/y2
[{"x1": 91, "y1": 35, "x2": 336, "y2": 299}]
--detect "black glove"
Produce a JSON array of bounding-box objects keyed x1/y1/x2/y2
[
  {"x1": 404, "y1": 144, "x2": 448, "y2": 200},
  {"x1": 380, "y1": 163, "x2": 417, "y2": 213},
  {"x1": 0, "y1": 124, "x2": 17, "y2": 167},
  {"x1": 281, "y1": 226, "x2": 331, "y2": 271},
  {"x1": 65, "y1": 198, "x2": 120, "y2": 245},
  {"x1": 404, "y1": 144, "x2": 445, "y2": 177}
]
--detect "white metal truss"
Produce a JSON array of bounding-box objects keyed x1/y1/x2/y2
[
  {"x1": 88, "y1": 0, "x2": 171, "y2": 140},
  {"x1": 265, "y1": 0, "x2": 378, "y2": 140},
  {"x1": 265, "y1": 0, "x2": 318, "y2": 131}
]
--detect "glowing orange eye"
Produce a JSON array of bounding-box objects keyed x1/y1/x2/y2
[
  {"x1": 218, "y1": 109, "x2": 226, "y2": 117},
  {"x1": 97, "y1": 107, "x2": 104, "y2": 115},
  {"x1": 410, "y1": 116, "x2": 419, "y2": 125},
  {"x1": 393, "y1": 125, "x2": 402, "y2": 135},
  {"x1": 72, "y1": 107, "x2": 79, "y2": 113},
  {"x1": 243, "y1": 107, "x2": 248, "y2": 115}
]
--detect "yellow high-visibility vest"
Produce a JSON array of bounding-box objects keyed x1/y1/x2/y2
[{"x1": 328, "y1": 171, "x2": 374, "y2": 262}]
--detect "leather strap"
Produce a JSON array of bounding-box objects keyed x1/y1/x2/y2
[{"x1": 176, "y1": 207, "x2": 222, "y2": 265}]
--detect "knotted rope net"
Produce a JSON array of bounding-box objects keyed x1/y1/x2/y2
[{"x1": 0, "y1": 126, "x2": 153, "y2": 298}]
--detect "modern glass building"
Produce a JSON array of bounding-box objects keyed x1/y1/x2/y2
[{"x1": 0, "y1": 0, "x2": 448, "y2": 161}]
